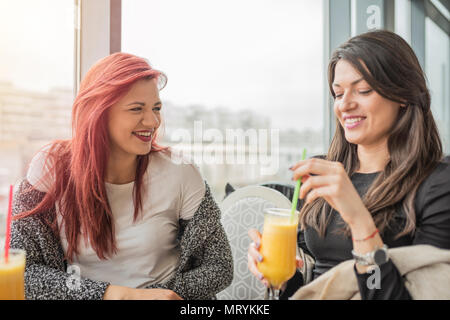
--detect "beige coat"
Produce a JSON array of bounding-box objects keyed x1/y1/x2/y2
[{"x1": 291, "y1": 245, "x2": 450, "y2": 300}]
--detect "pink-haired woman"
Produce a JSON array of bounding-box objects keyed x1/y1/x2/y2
[{"x1": 10, "y1": 53, "x2": 233, "y2": 300}]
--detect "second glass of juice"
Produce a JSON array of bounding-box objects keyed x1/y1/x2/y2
[
  {"x1": 0, "y1": 249, "x2": 26, "y2": 300},
  {"x1": 257, "y1": 208, "x2": 299, "y2": 293}
]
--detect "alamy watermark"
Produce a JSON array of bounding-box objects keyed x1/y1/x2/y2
[
  {"x1": 169, "y1": 121, "x2": 280, "y2": 176},
  {"x1": 66, "y1": 264, "x2": 81, "y2": 291},
  {"x1": 366, "y1": 265, "x2": 381, "y2": 290}
]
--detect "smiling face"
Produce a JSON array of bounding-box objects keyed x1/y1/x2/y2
[
  {"x1": 107, "y1": 78, "x2": 162, "y2": 160},
  {"x1": 332, "y1": 59, "x2": 402, "y2": 147}
]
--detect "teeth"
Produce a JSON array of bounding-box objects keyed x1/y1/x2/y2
[
  {"x1": 345, "y1": 117, "x2": 364, "y2": 124},
  {"x1": 134, "y1": 132, "x2": 152, "y2": 137}
]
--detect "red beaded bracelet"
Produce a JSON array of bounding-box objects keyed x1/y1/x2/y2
[{"x1": 352, "y1": 228, "x2": 379, "y2": 242}]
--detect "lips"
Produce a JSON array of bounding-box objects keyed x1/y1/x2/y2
[
  {"x1": 132, "y1": 130, "x2": 153, "y2": 142},
  {"x1": 343, "y1": 116, "x2": 366, "y2": 129}
]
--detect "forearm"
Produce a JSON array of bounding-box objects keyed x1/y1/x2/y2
[
  {"x1": 349, "y1": 213, "x2": 411, "y2": 300},
  {"x1": 349, "y1": 214, "x2": 384, "y2": 274},
  {"x1": 157, "y1": 226, "x2": 233, "y2": 300},
  {"x1": 103, "y1": 285, "x2": 131, "y2": 300},
  {"x1": 12, "y1": 227, "x2": 109, "y2": 299},
  {"x1": 172, "y1": 264, "x2": 231, "y2": 300},
  {"x1": 24, "y1": 263, "x2": 109, "y2": 300}
]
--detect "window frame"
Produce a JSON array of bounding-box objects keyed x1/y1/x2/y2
[{"x1": 77, "y1": 0, "x2": 122, "y2": 93}]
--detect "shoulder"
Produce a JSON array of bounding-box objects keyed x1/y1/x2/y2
[
  {"x1": 179, "y1": 182, "x2": 222, "y2": 239},
  {"x1": 12, "y1": 179, "x2": 47, "y2": 216},
  {"x1": 418, "y1": 161, "x2": 450, "y2": 194},
  {"x1": 149, "y1": 149, "x2": 206, "y2": 220},
  {"x1": 26, "y1": 143, "x2": 58, "y2": 192},
  {"x1": 416, "y1": 161, "x2": 450, "y2": 208},
  {"x1": 150, "y1": 148, "x2": 204, "y2": 184}
]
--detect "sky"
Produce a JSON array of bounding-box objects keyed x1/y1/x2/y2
[
  {"x1": 0, "y1": 0, "x2": 324, "y2": 131},
  {"x1": 0, "y1": 0, "x2": 74, "y2": 92},
  {"x1": 122, "y1": 0, "x2": 325, "y2": 130}
]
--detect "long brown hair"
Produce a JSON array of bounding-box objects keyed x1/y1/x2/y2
[
  {"x1": 14, "y1": 53, "x2": 167, "y2": 261},
  {"x1": 299, "y1": 30, "x2": 443, "y2": 238}
]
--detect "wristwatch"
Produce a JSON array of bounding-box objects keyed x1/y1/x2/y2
[{"x1": 352, "y1": 245, "x2": 389, "y2": 266}]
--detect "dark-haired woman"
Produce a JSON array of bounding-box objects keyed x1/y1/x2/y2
[
  {"x1": 248, "y1": 30, "x2": 450, "y2": 299},
  {"x1": 10, "y1": 53, "x2": 233, "y2": 300}
]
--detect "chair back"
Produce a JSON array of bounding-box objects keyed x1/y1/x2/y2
[{"x1": 216, "y1": 185, "x2": 291, "y2": 300}]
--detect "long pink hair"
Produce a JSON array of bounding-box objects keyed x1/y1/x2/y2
[{"x1": 14, "y1": 53, "x2": 167, "y2": 261}]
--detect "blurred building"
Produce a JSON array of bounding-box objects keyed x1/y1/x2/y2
[
  {"x1": 0, "y1": 82, "x2": 72, "y2": 235},
  {"x1": 0, "y1": 82, "x2": 323, "y2": 232},
  {"x1": 160, "y1": 102, "x2": 323, "y2": 199},
  {"x1": 0, "y1": 81, "x2": 72, "y2": 178}
]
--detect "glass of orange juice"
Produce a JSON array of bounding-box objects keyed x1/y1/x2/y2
[
  {"x1": 0, "y1": 249, "x2": 26, "y2": 300},
  {"x1": 257, "y1": 208, "x2": 299, "y2": 300}
]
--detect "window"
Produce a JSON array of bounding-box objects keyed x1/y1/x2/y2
[
  {"x1": 425, "y1": 17, "x2": 450, "y2": 154},
  {"x1": 122, "y1": 0, "x2": 325, "y2": 199},
  {"x1": 0, "y1": 0, "x2": 76, "y2": 236}
]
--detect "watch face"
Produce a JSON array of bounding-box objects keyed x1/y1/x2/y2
[{"x1": 374, "y1": 249, "x2": 388, "y2": 265}]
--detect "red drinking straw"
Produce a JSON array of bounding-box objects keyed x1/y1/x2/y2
[{"x1": 4, "y1": 185, "x2": 13, "y2": 263}]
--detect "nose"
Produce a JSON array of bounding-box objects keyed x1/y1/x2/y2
[
  {"x1": 337, "y1": 91, "x2": 357, "y2": 113},
  {"x1": 141, "y1": 109, "x2": 160, "y2": 128}
]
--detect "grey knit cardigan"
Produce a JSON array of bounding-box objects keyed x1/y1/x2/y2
[{"x1": 10, "y1": 179, "x2": 233, "y2": 300}]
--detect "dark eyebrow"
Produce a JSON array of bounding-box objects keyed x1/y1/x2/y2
[
  {"x1": 332, "y1": 77, "x2": 365, "y2": 87},
  {"x1": 126, "y1": 101, "x2": 162, "y2": 107}
]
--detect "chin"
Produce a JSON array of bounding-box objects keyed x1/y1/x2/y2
[
  {"x1": 136, "y1": 148, "x2": 152, "y2": 156},
  {"x1": 125, "y1": 145, "x2": 150, "y2": 156},
  {"x1": 344, "y1": 133, "x2": 363, "y2": 145}
]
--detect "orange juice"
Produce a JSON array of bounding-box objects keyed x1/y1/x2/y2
[
  {"x1": 258, "y1": 209, "x2": 298, "y2": 288},
  {"x1": 0, "y1": 249, "x2": 26, "y2": 300}
]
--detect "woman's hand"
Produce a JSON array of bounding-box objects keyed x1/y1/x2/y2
[
  {"x1": 291, "y1": 158, "x2": 385, "y2": 274},
  {"x1": 247, "y1": 229, "x2": 303, "y2": 289},
  {"x1": 103, "y1": 285, "x2": 183, "y2": 300},
  {"x1": 290, "y1": 158, "x2": 371, "y2": 227}
]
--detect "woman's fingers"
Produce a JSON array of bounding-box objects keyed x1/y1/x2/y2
[
  {"x1": 301, "y1": 175, "x2": 310, "y2": 184},
  {"x1": 291, "y1": 159, "x2": 344, "y2": 181},
  {"x1": 247, "y1": 248, "x2": 265, "y2": 283},
  {"x1": 248, "y1": 241, "x2": 263, "y2": 263},
  {"x1": 247, "y1": 229, "x2": 270, "y2": 286},
  {"x1": 292, "y1": 159, "x2": 332, "y2": 181},
  {"x1": 247, "y1": 253, "x2": 264, "y2": 281},
  {"x1": 289, "y1": 159, "x2": 308, "y2": 171},
  {"x1": 247, "y1": 229, "x2": 264, "y2": 281},
  {"x1": 305, "y1": 186, "x2": 337, "y2": 205},
  {"x1": 248, "y1": 229, "x2": 261, "y2": 247},
  {"x1": 299, "y1": 175, "x2": 335, "y2": 200},
  {"x1": 296, "y1": 257, "x2": 304, "y2": 269},
  {"x1": 290, "y1": 157, "x2": 330, "y2": 171}
]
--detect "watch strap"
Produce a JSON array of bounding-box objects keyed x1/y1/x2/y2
[{"x1": 352, "y1": 245, "x2": 388, "y2": 266}]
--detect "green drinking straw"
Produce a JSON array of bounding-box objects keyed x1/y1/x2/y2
[{"x1": 291, "y1": 148, "x2": 307, "y2": 219}]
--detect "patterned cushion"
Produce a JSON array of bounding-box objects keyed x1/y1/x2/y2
[{"x1": 216, "y1": 197, "x2": 280, "y2": 300}]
